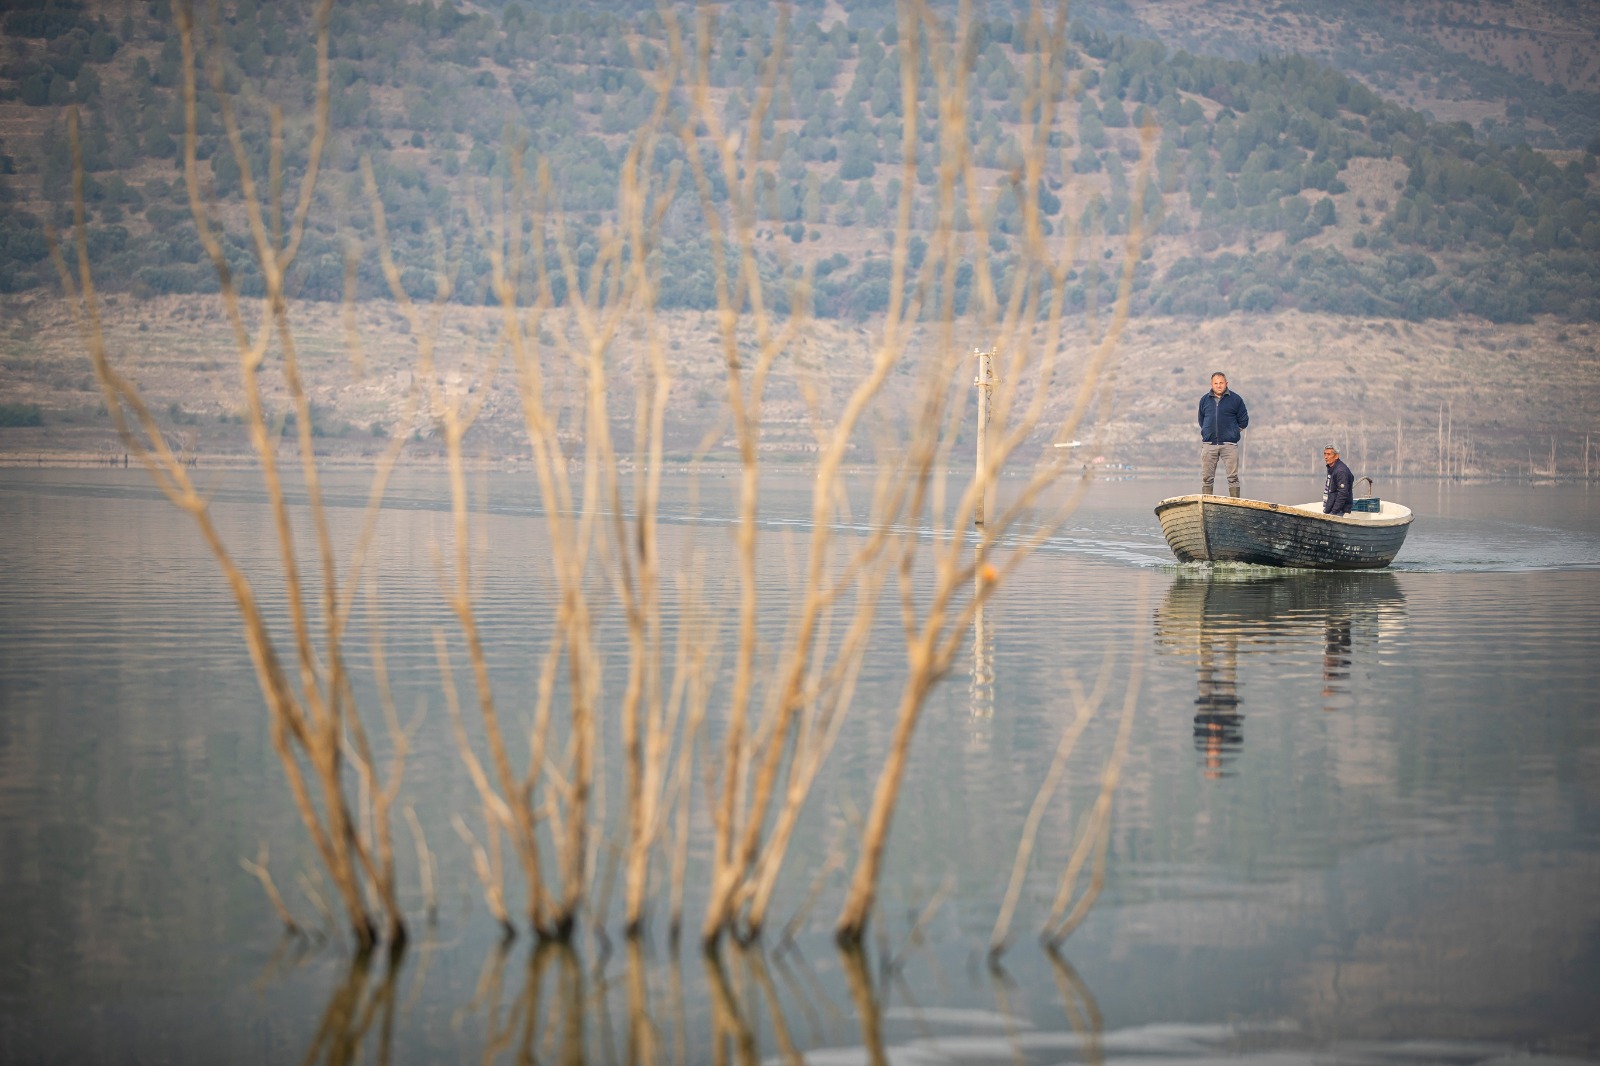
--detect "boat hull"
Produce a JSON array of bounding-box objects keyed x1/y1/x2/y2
[{"x1": 1154, "y1": 494, "x2": 1412, "y2": 570}]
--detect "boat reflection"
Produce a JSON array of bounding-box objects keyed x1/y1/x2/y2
[{"x1": 1155, "y1": 571, "x2": 1406, "y2": 778}]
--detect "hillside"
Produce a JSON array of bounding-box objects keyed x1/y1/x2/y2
[
  {"x1": 0, "y1": 1, "x2": 1598, "y2": 478},
  {"x1": 1115, "y1": 0, "x2": 1600, "y2": 150},
  {"x1": 0, "y1": 0, "x2": 1596, "y2": 323}
]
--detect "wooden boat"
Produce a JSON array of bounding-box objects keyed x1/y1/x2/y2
[{"x1": 1154, "y1": 494, "x2": 1412, "y2": 569}]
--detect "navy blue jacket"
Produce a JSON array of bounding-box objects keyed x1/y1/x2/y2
[
  {"x1": 1198, "y1": 389, "x2": 1248, "y2": 444},
  {"x1": 1323, "y1": 458, "x2": 1354, "y2": 515}
]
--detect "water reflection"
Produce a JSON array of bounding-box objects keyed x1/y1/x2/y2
[
  {"x1": 967, "y1": 551, "x2": 996, "y2": 755},
  {"x1": 970, "y1": 599, "x2": 995, "y2": 722},
  {"x1": 299, "y1": 945, "x2": 405, "y2": 1066},
  {"x1": 1043, "y1": 947, "x2": 1104, "y2": 1066},
  {"x1": 1322, "y1": 614, "x2": 1353, "y2": 704},
  {"x1": 1155, "y1": 572, "x2": 1406, "y2": 777},
  {"x1": 272, "y1": 934, "x2": 1117, "y2": 1066},
  {"x1": 279, "y1": 922, "x2": 1600, "y2": 1065},
  {"x1": 13, "y1": 473, "x2": 1600, "y2": 1058}
]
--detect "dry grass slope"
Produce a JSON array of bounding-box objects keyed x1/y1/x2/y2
[{"x1": 5, "y1": 292, "x2": 1598, "y2": 478}]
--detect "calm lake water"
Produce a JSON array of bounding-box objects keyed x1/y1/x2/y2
[{"x1": 1, "y1": 467, "x2": 1598, "y2": 1064}]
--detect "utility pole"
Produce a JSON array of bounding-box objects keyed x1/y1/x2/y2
[{"x1": 974, "y1": 348, "x2": 994, "y2": 527}]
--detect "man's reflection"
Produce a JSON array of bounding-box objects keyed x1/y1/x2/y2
[
  {"x1": 1192, "y1": 624, "x2": 1243, "y2": 778},
  {"x1": 1322, "y1": 615, "x2": 1354, "y2": 711}
]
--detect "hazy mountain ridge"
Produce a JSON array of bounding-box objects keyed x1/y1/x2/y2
[{"x1": 0, "y1": 0, "x2": 1596, "y2": 323}]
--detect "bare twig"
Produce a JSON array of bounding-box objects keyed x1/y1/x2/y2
[
  {"x1": 989, "y1": 656, "x2": 1116, "y2": 959},
  {"x1": 239, "y1": 843, "x2": 300, "y2": 935}
]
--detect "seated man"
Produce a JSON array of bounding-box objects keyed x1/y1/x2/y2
[{"x1": 1322, "y1": 445, "x2": 1353, "y2": 515}]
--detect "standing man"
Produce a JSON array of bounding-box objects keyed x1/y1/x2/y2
[
  {"x1": 1322, "y1": 444, "x2": 1354, "y2": 515},
  {"x1": 1198, "y1": 372, "x2": 1249, "y2": 498}
]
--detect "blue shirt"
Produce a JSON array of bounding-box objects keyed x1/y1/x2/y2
[
  {"x1": 1323, "y1": 458, "x2": 1354, "y2": 515},
  {"x1": 1198, "y1": 389, "x2": 1249, "y2": 444}
]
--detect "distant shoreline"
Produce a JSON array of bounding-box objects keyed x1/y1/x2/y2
[
  {"x1": 1, "y1": 448, "x2": 1587, "y2": 485},
  {"x1": 5, "y1": 293, "x2": 1597, "y2": 480}
]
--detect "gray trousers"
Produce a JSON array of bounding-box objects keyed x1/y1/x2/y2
[{"x1": 1201, "y1": 442, "x2": 1241, "y2": 497}]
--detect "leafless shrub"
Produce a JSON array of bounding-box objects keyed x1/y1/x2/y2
[
  {"x1": 62, "y1": 0, "x2": 1150, "y2": 959},
  {"x1": 57, "y1": 0, "x2": 409, "y2": 951}
]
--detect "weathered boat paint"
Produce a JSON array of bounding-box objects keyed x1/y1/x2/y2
[{"x1": 1154, "y1": 494, "x2": 1413, "y2": 569}]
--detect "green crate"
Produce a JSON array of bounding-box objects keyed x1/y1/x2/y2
[{"x1": 1351, "y1": 496, "x2": 1381, "y2": 513}]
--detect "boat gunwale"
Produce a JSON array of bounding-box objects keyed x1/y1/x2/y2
[{"x1": 1154, "y1": 493, "x2": 1413, "y2": 529}]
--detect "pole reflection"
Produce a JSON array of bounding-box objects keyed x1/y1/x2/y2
[
  {"x1": 1156, "y1": 572, "x2": 1406, "y2": 778},
  {"x1": 968, "y1": 546, "x2": 996, "y2": 754}
]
